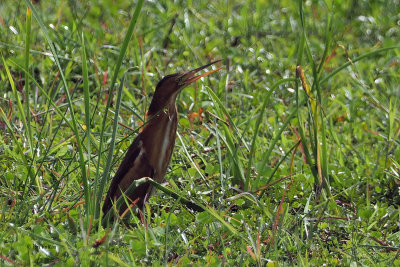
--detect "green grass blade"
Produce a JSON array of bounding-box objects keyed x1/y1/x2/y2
[
  {"x1": 98, "y1": 75, "x2": 126, "y2": 222},
  {"x1": 176, "y1": 132, "x2": 208, "y2": 185},
  {"x1": 8, "y1": 60, "x2": 73, "y2": 130},
  {"x1": 1, "y1": 55, "x2": 38, "y2": 190},
  {"x1": 24, "y1": 7, "x2": 33, "y2": 152},
  {"x1": 246, "y1": 88, "x2": 274, "y2": 183},
  {"x1": 205, "y1": 86, "x2": 249, "y2": 152},
  {"x1": 256, "y1": 102, "x2": 299, "y2": 182},
  {"x1": 2, "y1": 56, "x2": 30, "y2": 155},
  {"x1": 247, "y1": 78, "x2": 296, "y2": 184},
  {"x1": 320, "y1": 46, "x2": 400, "y2": 85},
  {"x1": 23, "y1": 0, "x2": 89, "y2": 221},
  {"x1": 81, "y1": 32, "x2": 92, "y2": 216},
  {"x1": 0, "y1": 107, "x2": 29, "y2": 168},
  {"x1": 95, "y1": 0, "x2": 144, "y2": 220},
  {"x1": 205, "y1": 86, "x2": 247, "y2": 187},
  {"x1": 316, "y1": 9, "x2": 333, "y2": 75}
]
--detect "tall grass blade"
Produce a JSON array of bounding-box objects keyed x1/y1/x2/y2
[
  {"x1": 81, "y1": 33, "x2": 92, "y2": 216},
  {"x1": 205, "y1": 86, "x2": 246, "y2": 187},
  {"x1": 23, "y1": 0, "x2": 89, "y2": 222},
  {"x1": 248, "y1": 78, "x2": 296, "y2": 186},
  {"x1": 24, "y1": 7, "x2": 33, "y2": 153},
  {"x1": 98, "y1": 75, "x2": 125, "y2": 222},
  {"x1": 320, "y1": 46, "x2": 400, "y2": 85},
  {"x1": 94, "y1": 0, "x2": 144, "y2": 221},
  {"x1": 1, "y1": 56, "x2": 37, "y2": 190}
]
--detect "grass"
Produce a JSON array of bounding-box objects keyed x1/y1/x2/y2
[{"x1": 1, "y1": 0, "x2": 399, "y2": 265}]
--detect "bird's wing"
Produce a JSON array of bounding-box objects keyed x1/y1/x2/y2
[{"x1": 102, "y1": 136, "x2": 154, "y2": 216}]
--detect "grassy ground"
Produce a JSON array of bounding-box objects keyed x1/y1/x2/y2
[{"x1": 1, "y1": 0, "x2": 399, "y2": 265}]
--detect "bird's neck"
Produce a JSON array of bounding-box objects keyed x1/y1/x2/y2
[
  {"x1": 147, "y1": 93, "x2": 178, "y2": 120},
  {"x1": 141, "y1": 98, "x2": 179, "y2": 178}
]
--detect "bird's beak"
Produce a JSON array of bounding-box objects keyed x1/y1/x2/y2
[{"x1": 178, "y1": 60, "x2": 223, "y2": 86}]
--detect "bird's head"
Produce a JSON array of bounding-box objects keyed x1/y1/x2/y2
[{"x1": 148, "y1": 60, "x2": 222, "y2": 116}]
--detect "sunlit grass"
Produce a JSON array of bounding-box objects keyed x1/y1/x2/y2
[{"x1": 0, "y1": 0, "x2": 399, "y2": 265}]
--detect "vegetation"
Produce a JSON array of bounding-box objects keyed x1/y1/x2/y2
[{"x1": 1, "y1": 0, "x2": 399, "y2": 265}]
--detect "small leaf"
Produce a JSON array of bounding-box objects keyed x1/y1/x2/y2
[
  {"x1": 55, "y1": 146, "x2": 69, "y2": 157},
  {"x1": 196, "y1": 211, "x2": 213, "y2": 224}
]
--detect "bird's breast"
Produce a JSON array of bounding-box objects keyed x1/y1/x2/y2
[{"x1": 141, "y1": 111, "x2": 178, "y2": 182}]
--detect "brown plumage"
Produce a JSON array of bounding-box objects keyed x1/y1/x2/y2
[{"x1": 102, "y1": 60, "x2": 222, "y2": 219}]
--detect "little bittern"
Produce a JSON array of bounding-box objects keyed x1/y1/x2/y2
[{"x1": 102, "y1": 60, "x2": 222, "y2": 218}]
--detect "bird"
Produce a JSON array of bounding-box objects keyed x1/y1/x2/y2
[{"x1": 102, "y1": 60, "x2": 222, "y2": 220}]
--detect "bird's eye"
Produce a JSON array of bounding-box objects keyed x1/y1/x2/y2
[
  {"x1": 176, "y1": 76, "x2": 185, "y2": 85},
  {"x1": 175, "y1": 75, "x2": 183, "y2": 82}
]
